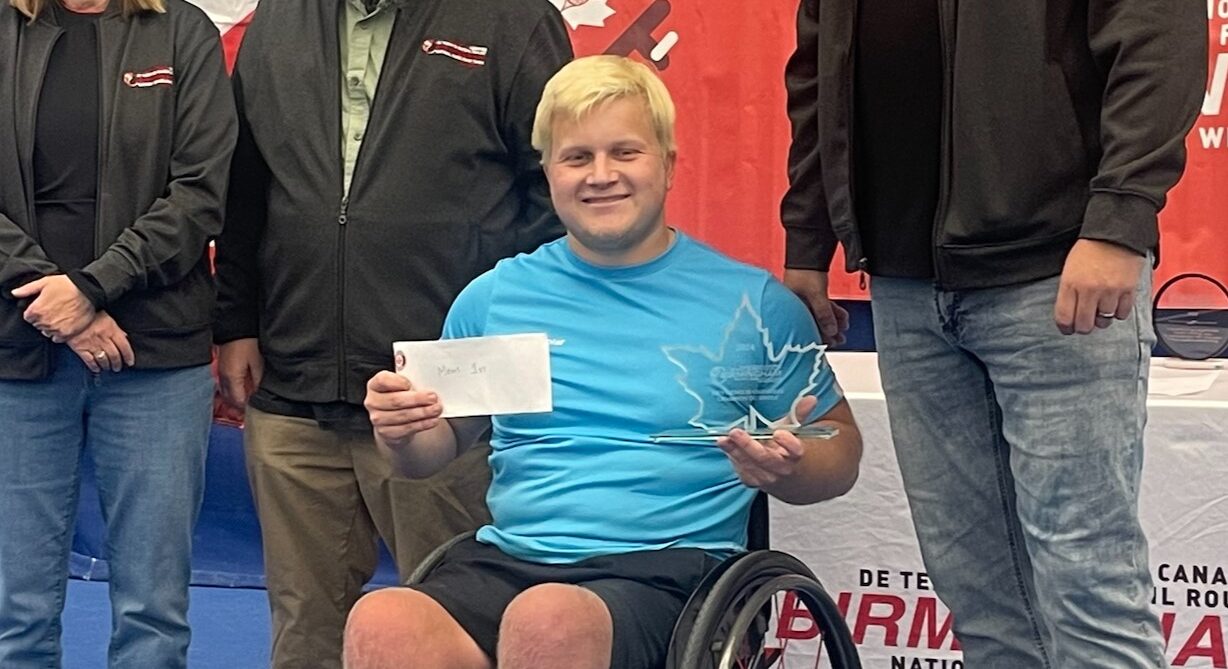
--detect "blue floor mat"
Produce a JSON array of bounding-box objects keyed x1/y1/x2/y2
[
  {"x1": 70, "y1": 423, "x2": 399, "y2": 588},
  {"x1": 63, "y1": 580, "x2": 271, "y2": 669}
]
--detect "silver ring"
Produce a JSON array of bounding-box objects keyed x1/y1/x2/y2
[
  {"x1": 1097, "y1": 312, "x2": 1116, "y2": 319},
  {"x1": 94, "y1": 351, "x2": 108, "y2": 360}
]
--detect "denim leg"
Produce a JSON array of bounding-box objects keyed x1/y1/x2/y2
[
  {"x1": 85, "y1": 363, "x2": 212, "y2": 669},
  {"x1": 958, "y1": 273, "x2": 1162, "y2": 668},
  {"x1": 0, "y1": 348, "x2": 88, "y2": 668},
  {"x1": 871, "y1": 277, "x2": 1053, "y2": 667}
]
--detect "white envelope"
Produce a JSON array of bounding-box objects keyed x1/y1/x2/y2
[{"x1": 392, "y1": 333, "x2": 553, "y2": 417}]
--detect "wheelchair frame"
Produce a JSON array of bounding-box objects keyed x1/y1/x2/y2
[{"x1": 405, "y1": 494, "x2": 860, "y2": 669}]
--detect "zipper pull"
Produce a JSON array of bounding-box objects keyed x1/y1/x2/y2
[
  {"x1": 857, "y1": 257, "x2": 869, "y2": 291},
  {"x1": 338, "y1": 197, "x2": 349, "y2": 226}
]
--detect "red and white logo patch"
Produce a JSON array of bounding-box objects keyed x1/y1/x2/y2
[
  {"x1": 420, "y1": 39, "x2": 488, "y2": 67},
  {"x1": 123, "y1": 66, "x2": 175, "y2": 88}
]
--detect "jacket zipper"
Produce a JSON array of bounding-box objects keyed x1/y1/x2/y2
[
  {"x1": 847, "y1": 0, "x2": 870, "y2": 283},
  {"x1": 931, "y1": 0, "x2": 956, "y2": 287},
  {"x1": 332, "y1": 5, "x2": 400, "y2": 401},
  {"x1": 336, "y1": 195, "x2": 349, "y2": 401}
]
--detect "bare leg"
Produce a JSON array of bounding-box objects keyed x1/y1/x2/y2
[
  {"x1": 343, "y1": 588, "x2": 491, "y2": 669},
  {"x1": 497, "y1": 583, "x2": 613, "y2": 669}
]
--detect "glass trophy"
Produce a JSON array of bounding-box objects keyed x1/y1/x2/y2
[
  {"x1": 1152, "y1": 273, "x2": 1228, "y2": 363},
  {"x1": 652, "y1": 294, "x2": 839, "y2": 443}
]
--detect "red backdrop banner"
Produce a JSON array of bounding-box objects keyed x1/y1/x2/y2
[
  {"x1": 195, "y1": 0, "x2": 1224, "y2": 301},
  {"x1": 1157, "y1": 6, "x2": 1228, "y2": 305}
]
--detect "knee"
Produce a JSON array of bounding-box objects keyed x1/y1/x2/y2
[
  {"x1": 343, "y1": 589, "x2": 437, "y2": 669},
  {"x1": 499, "y1": 583, "x2": 612, "y2": 654}
]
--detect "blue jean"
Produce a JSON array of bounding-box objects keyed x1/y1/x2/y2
[
  {"x1": 0, "y1": 347, "x2": 211, "y2": 669},
  {"x1": 870, "y1": 272, "x2": 1163, "y2": 668}
]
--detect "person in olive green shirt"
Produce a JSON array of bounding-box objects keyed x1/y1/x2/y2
[{"x1": 212, "y1": 0, "x2": 572, "y2": 666}]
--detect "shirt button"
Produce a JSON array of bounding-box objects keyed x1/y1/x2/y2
[
  {"x1": 348, "y1": 76, "x2": 361, "y2": 87},
  {"x1": 353, "y1": 131, "x2": 363, "y2": 141}
]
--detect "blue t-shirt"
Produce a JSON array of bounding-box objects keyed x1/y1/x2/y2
[{"x1": 442, "y1": 232, "x2": 843, "y2": 564}]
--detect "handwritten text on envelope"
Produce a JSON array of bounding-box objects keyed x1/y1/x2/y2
[{"x1": 392, "y1": 333, "x2": 553, "y2": 417}]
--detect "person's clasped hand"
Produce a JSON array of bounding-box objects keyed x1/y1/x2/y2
[
  {"x1": 12, "y1": 274, "x2": 95, "y2": 340},
  {"x1": 65, "y1": 312, "x2": 134, "y2": 373}
]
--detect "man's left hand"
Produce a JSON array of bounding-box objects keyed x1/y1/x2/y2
[
  {"x1": 12, "y1": 275, "x2": 95, "y2": 340},
  {"x1": 717, "y1": 395, "x2": 818, "y2": 489},
  {"x1": 1054, "y1": 239, "x2": 1145, "y2": 335},
  {"x1": 718, "y1": 429, "x2": 806, "y2": 489}
]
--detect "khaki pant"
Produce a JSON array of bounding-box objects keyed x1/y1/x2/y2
[{"x1": 243, "y1": 406, "x2": 491, "y2": 669}]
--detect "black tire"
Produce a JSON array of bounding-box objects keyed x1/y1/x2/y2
[{"x1": 669, "y1": 550, "x2": 860, "y2": 669}]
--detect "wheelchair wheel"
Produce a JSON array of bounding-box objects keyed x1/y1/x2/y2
[{"x1": 669, "y1": 550, "x2": 860, "y2": 669}]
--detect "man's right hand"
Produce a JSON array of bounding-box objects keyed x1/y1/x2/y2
[
  {"x1": 217, "y1": 338, "x2": 264, "y2": 409},
  {"x1": 783, "y1": 269, "x2": 849, "y2": 346},
  {"x1": 364, "y1": 371, "x2": 443, "y2": 447}
]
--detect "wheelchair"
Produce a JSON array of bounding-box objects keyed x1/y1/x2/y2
[{"x1": 406, "y1": 493, "x2": 861, "y2": 669}]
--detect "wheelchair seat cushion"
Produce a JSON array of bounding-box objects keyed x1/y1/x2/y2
[{"x1": 411, "y1": 536, "x2": 721, "y2": 668}]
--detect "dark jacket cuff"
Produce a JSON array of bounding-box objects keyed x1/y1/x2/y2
[
  {"x1": 67, "y1": 270, "x2": 107, "y2": 309},
  {"x1": 1080, "y1": 191, "x2": 1158, "y2": 256},
  {"x1": 82, "y1": 255, "x2": 137, "y2": 304},
  {"x1": 213, "y1": 316, "x2": 259, "y2": 345},
  {"x1": 784, "y1": 226, "x2": 838, "y2": 271}
]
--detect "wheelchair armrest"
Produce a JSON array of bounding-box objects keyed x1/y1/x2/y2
[{"x1": 405, "y1": 530, "x2": 477, "y2": 586}]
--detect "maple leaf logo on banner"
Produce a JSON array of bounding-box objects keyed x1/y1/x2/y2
[
  {"x1": 550, "y1": 0, "x2": 616, "y2": 29},
  {"x1": 189, "y1": 0, "x2": 258, "y2": 32},
  {"x1": 187, "y1": 0, "x2": 258, "y2": 72},
  {"x1": 552, "y1": 0, "x2": 679, "y2": 70}
]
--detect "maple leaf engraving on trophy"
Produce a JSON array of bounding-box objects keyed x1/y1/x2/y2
[
  {"x1": 661, "y1": 295, "x2": 826, "y2": 437},
  {"x1": 549, "y1": 0, "x2": 617, "y2": 29}
]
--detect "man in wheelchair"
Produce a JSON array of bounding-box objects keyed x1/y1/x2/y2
[{"x1": 345, "y1": 55, "x2": 863, "y2": 669}]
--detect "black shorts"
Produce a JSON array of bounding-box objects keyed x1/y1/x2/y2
[{"x1": 412, "y1": 537, "x2": 723, "y2": 669}]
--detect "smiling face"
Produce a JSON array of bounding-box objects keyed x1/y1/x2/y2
[{"x1": 545, "y1": 96, "x2": 676, "y2": 267}]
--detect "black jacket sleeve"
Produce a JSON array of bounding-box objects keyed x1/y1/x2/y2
[
  {"x1": 81, "y1": 15, "x2": 237, "y2": 305},
  {"x1": 0, "y1": 213, "x2": 59, "y2": 297},
  {"x1": 781, "y1": 0, "x2": 839, "y2": 271},
  {"x1": 500, "y1": 7, "x2": 572, "y2": 255},
  {"x1": 212, "y1": 57, "x2": 270, "y2": 344},
  {"x1": 1079, "y1": 0, "x2": 1206, "y2": 253}
]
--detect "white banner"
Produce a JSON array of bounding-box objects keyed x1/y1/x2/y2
[{"x1": 766, "y1": 353, "x2": 1228, "y2": 668}]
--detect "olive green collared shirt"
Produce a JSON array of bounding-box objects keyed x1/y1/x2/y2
[{"x1": 339, "y1": 0, "x2": 398, "y2": 195}]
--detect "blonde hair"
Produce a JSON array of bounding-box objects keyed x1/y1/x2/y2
[
  {"x1": 11, "y1": 0, "x2": 164, "y2": 20},
  {"x1": 532, "y1": 55, "x2": 676, "y2": 162}
]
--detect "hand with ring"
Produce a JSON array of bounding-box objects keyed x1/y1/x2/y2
[
  {"x1": 1094, "y1": 310, "x2": 1119, "y2": 328},
  {"x1": 66, "y1": 312, "x2": 135, "y2": 373},
  {"x1": 1054, "y1": 239, "x2": 1144, "y2": 335}
]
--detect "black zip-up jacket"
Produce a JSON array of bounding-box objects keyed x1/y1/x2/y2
[
  {"x1": 212, "y1": 0, "x2": 571, "y2": 406},
  {"x1": 782, "y1": 0, "x2": 1206, "y2": 290},
  {"x1": 0, "y1": 0, "x2": 237, "y2": 380}
]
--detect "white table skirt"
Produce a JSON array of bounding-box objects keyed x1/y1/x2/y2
[{"x1": 764, "y1": 352, "x2": 1228, "y2": 668}]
